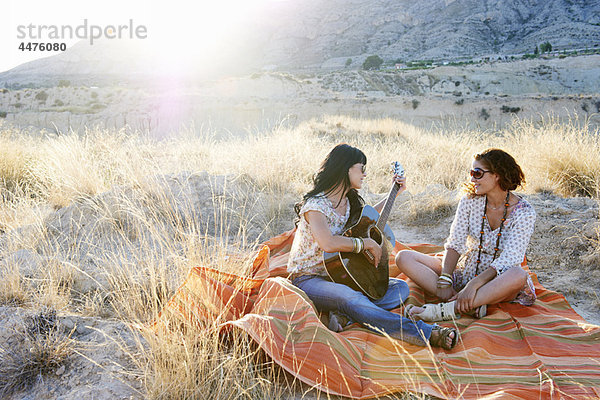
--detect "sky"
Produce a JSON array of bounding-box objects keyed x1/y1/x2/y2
[{"x1": 1, "y1": 0, "x2": 288, "y2": 74}]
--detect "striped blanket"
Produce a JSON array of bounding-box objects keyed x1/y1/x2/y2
[{"x1": 158, "y1": 230, "x2": 600, "y2": 399}]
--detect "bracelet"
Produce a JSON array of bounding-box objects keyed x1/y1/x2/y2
[
  {"x1": 440, "y1": 272, "x2": 452, "y2": 279},
  {"x1": 437, "y1": 274, "x2": 453, "y2": 288},
  {"x1": 351, "y1": 237, "x2": 363, "y2": 254},
  {"x1": 350, "y1": 237, "x2": 364, "y2": 253}
]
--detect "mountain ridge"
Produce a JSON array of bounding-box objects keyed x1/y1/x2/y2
[{"x1": 1, "y1": 0, "x2": 599, "y2": 86}]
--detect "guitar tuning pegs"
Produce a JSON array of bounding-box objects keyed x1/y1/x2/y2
[{"x1": 391, "y1": 161, "x2": 405, "y2": 177}]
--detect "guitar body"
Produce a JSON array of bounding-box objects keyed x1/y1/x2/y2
[{"x1": 323, "y1": 205, "x2": 396, "y2": 300}]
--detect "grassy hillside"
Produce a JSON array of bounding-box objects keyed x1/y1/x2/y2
[{"x1": 0, "y1": 116, "x2": 598, "y2": 399}]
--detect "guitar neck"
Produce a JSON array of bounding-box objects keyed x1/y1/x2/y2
[{"x1": 376, "y1": 182, "x2": 400, "y2": 231}]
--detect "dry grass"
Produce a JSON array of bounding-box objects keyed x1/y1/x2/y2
[
  {"x1": 0, "y1": 308, "x2": 75, "y2": 397},
  {"x1": 507, "y1": 116, "x2": 600, "y2": 197},
  {"x1": 132, "y1": 322, "x2": 296, "y2": 400},
  {"x1": 0, "y1": 115, "x2": 598, "y2": 398}
]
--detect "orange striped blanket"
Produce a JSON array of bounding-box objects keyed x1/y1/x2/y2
[{"x1": 158, "y1": 230, "x2": 600, "y2": 399}]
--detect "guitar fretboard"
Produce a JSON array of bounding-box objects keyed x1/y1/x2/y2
[{"x1": 376, "y1": 182, "x2": 400, "y2": 232}]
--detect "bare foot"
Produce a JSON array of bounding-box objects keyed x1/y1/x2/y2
[{"x1": 430, "y1": 327, "x2": 457, "y2": 350}]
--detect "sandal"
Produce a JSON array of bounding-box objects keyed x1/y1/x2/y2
[
  {"x1": 411, "y1": 301, "x2": 459, "y2": 322},
  {"x1": 429, "y1": 326, "x2": 458, "y2": 350}
]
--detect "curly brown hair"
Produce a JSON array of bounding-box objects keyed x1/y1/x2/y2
[{"x1": 463, "y1": 148, "x2": 525, "y2": 195}]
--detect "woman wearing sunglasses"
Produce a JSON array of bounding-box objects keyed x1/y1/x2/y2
[
  {"x1": 396, "y1": 148, "x2": 536, "y2": 322},
  {"x1": 287, "y1": 143, "x2": 458, "y2": 349}
]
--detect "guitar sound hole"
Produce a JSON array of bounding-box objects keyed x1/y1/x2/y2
[{"x1": 369, "y1": 228, "x2": 382, "y2": 245}]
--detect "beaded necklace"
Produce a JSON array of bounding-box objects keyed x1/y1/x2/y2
[{"x1": 476, "y1": 191, "x2": 510, "y2": 269}]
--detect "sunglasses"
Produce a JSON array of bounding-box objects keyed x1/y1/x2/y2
[
  {"x1": 353, "y1": 164, "x2": 366, "y2": 173},
  {"x1": 469, "y1": 168, "x2": 492, "y2": 179}
]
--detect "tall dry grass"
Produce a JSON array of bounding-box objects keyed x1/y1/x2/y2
[{"x1": 0, "y1": 116, "x2": 598, "y2": 398}]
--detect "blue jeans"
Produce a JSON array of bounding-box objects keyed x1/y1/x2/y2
[{"x1": 292, "y1": 275, "x2": 434, "y2": 346}]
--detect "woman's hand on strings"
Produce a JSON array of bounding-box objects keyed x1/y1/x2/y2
[{"x1": 363, "y1": 238, "x2": 382, "y2": 267}]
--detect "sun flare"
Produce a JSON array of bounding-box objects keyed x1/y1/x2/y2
[{"x1": 142, "y1": 0, "x2": 282, "y2": 74}]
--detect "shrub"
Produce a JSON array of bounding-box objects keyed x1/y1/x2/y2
[
  {"x1": 411, "y1": 99, "x2": 420, "y2": 109},
  {"x1": 57, "y1": 80, "x2": 71, "y2": 87},
  {"x1": 0, "y1": 111, "x2": 6, "y2": 118},
  {"x1": 540, "y1": 41, "x2": 552, "y2": 53},
  {"x1": 345, "y1": 58, "x2": 352, "y2": 67},
  {"x1": 455, "y1": 98, "x2": 464, "y2": 105},
  {"x1": 35, "y1": 91, "x2": 48, "y2": 102},
  {"x1": 362, "y1": 55, "x2": 384, "y2": 70},
  {"x1": 479, "y1": 108, "x2": 490, "y2": 120},
  {"x1": 0, "y1": 309, "x2": 74, "y2": 397},
  {"x1": 501, "y1": 105, "x2": 521, "y2": 113}
]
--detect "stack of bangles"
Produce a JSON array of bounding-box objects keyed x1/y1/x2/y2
[
  {"x1": 437, "y1": 272, "x2": 453, "y2": 288},
  {"x1": 351, "y1": 237, "x2": 364, "y2": 253}
]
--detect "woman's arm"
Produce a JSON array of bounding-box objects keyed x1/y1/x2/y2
[
  {"x1": 451, "y1": 267, "x2": 496, "y2": 313},
  {"x1": 305, "y1": 210, "x2": 382, "y2": 266},
  {"x1": 436, "y1": 197, "x2": 471, "y2": 300},
  {"x1": 373, "y1": 175, "x2": 406, "y2": 214},
  {"x1": 436, "y1": 248, "x2": 460, "y2": 300},
  {"x1": 441, "y1": 248, "x2": 460, "y2": 276}
]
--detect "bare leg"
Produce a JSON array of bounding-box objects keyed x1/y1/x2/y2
[
  {"x1": 467, "y1": 267, "x2": 528, "y2": 309},
  {"x1": 394, "y1": 250, "x2": 442, "y2": 295},
  {"x1": 398, "y1": 248, "x2": 529, "y2": 318},
  {"x1": 417, "y1": 266, "x2": 529, "y2": 318}
]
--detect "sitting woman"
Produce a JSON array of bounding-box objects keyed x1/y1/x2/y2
[
  {"x1": 396, "y1": 148, "x2": 536, "y2": 321},
  {"x1": 287, "y1": 143, "x2": 457, "y2": 349}
]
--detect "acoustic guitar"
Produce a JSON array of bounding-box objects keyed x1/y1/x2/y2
[{"x1": 323, "y1": 162, "x2": 404, "y2": 300}]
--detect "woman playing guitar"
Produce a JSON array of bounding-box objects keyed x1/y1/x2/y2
[{"x1": 287, "y1": 143, "x2": 457, "y2": 349}]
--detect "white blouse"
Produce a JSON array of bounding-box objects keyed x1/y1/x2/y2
[
  {"x1": 287, "y1": 194, "x2": 350, "y2": 278},
  {"x1": 445, "y1": 195, "x2": 536, "y2": 285}
]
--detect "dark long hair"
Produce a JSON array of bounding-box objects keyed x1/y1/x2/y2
[
  {"x1": 294, "y1": 143, "x2": 366, "y2": 227},
  {"x1": 463, "y1": 148, "x2": 525, "y2": 195}
]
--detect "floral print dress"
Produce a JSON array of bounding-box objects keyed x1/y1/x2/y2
[
  {"x1": 287, "y1": 193, "x2": 350, "y2": 279},
  {"x1": 445, "y1": 195, "x2": 537, "y2": 305}
]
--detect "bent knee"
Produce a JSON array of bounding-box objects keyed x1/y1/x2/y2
[
  {"x1": 394, "y1": 250, "x2": 415, "y2": 270},
  {"x1": 388, "y1": 278, "x2": 410, "y2": 303},
  {"x1": 502, "y1": 267, "x2": 528, "y2": 289}
]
